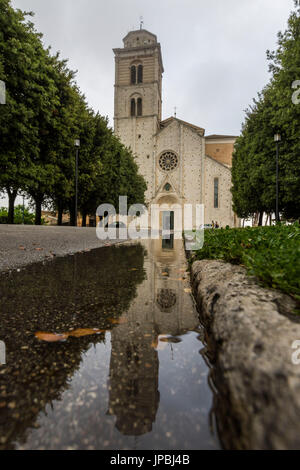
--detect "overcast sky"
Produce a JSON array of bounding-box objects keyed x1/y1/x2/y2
[
  {"x1": 3, "y1": 1, "x2": 296, "y2": 207},
  {"x1": 10, "y1": 0, "x2": 294, "y2": 137}
]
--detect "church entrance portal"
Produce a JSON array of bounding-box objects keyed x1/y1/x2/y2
[{"x1": 162, "y1": 211, "x2": 174, "y2": 231}]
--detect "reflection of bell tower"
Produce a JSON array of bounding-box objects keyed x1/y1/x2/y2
[
  {"x1": 107, "y1": 238, "x2": 199, "y2": 438},
  {"x1": 108, "y1": 323, "x2": 160, "y2": 436},
  {"x1": 113, "y1": 29, "x2": 164, "y2": 201}
]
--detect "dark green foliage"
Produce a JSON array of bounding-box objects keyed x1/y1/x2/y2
[
  {"x1": 0, "y1": 205, "x2": 37, "y2": 224},
  {"x1": 193, "y1": 224, "x2": 300, "y2": 302},
  {"x1": 232, "y1": 3, "x2": 300, "y2": 221},
  {"x1": 0, "y1": 0, "x2": 147, "y2": 225}
]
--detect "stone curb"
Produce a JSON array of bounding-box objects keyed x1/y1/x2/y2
[{"x1": 191, "y1": 259, "x2": 300, "y2": 450}]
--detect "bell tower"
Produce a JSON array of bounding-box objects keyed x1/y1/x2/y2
[{"x1": 113, "y1": 29, "x2": 164, "y2": 201}]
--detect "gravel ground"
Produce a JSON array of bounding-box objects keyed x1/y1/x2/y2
[{"x1": 0, "y1": 225, "x2": 124, "y2": 272}]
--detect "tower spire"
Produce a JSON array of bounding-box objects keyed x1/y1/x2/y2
[{"x1": 140, "y1": 16, "x2": 144, "y2": 30}]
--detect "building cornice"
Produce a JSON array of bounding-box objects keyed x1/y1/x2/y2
[{"x1": 113, "y1": 43, "x2": 164, "y2": 73}]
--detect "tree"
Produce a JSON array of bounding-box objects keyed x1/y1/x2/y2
[
  {"x1": 232, "y1": 1, "x2": 300, "y2": 222},
  {"x1": 0, "y1": 0, "x2": 40, "y2": 222},
  {"x1": 0, "y1": 0, "x2": 147, "y2": 226},
  {"x1": 266, "y1": 0, "x2": 300, "y2": 219}
]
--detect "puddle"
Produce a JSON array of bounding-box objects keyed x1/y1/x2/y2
[{"x1": 0, "y1": 237, "x2": 220, "y2": 450}]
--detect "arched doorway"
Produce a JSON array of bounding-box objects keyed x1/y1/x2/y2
[{"x1": 152, "y1": 195, "x2": 183, "y2": 233}]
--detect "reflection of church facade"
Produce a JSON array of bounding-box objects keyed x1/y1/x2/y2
[
  {"x1": 113, "y1": 29, "x2": 240, "y2": 228},
  {"x1": 108, "y1": 238, "x2": 199, "y2": 436}
]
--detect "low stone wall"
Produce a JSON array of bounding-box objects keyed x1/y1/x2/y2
[{"x1": 191, "y1": 259, "x2": 300, "y2": 450}]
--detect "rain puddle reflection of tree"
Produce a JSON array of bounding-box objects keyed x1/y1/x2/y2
[{"x1": 0, "y1": 238, "x2": 220, "y2": 450}]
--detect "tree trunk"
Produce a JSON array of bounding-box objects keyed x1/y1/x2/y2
[
  {"x1": 253, "y1": 212, "x2": 258, "y2": 226},
  {"x1": 57, "y1": 203, "x2": 63, "y2": 226},
  {"x1": 265, "y1": 214, "x2": 269, "y2": 226},
  {"x1": 6, "y1": 188, "x2": 17, "y2": 224},
  {"x1": 258, "y1": 212, "x2": 264, "y2": 226},
  {"x1": 69, "y1": 201, "x2": 76, "y2": 226},
  {"x1": 34, "y1": 196, "x2": 43, "y2": 225},
  {"x1": 82, "y1": 211, "x2": 87, "y2": 227}
]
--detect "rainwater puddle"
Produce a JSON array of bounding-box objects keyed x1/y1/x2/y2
[{"x1": 0, "y1": 237, "x2": 220, "y2": 450}]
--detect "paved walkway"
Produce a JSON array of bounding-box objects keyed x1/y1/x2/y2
[{"x1": 0, "y1": 225, "x2": 122, "y2": 272}]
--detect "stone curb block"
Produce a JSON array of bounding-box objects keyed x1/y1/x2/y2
[{"x1": 191, "y1": 259, "x2": 300, "y2": 450}]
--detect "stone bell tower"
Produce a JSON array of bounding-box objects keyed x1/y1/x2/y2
[{"x1": 113, "y1": 29, "x2": 164, "y2": 201}]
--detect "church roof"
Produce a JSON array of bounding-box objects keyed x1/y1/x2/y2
[
  {"x1": 206, "y1": 134, "x2": 238, "y2": 140},
  {"x1": 123, "y1": 29, "x2": 157, "y2": 43},
  {"x1": 205, "y1": 154, "x2": 231, "y2": 170},
  {"x1": 159, "y1": 117, "x2": 205, "y2": 136}
]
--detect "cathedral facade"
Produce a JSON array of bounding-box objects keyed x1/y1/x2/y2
[{"x1": 113, "y1": 29, "x2": 239, "y2": 229}]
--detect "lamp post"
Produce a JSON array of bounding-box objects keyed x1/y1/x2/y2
[
  {"x1": 74, "y1": 139, "x2": 80, "y2": 227},
  {"x1": 22, "y1": 195, "x2": 25, "y2": 225},
  {"x1": 274, "y1": 134, "x2": 281, "y2": 223}
]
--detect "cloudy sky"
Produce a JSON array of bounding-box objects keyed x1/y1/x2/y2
[{"x1": 11, "y1": 0, "x2": 294, "y2": 137}]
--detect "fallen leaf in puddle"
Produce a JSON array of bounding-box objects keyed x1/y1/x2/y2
[
  {"x1": 35, "y1": 332, "x2": 68, "y2": 342},
  {"x1": 162, "y1": 272, "x2": 169, "y2": 276},
  {"x1": 109, "y1": 318, "x2": 127, "y2": 325},
  {"x1": 160, "y1": 336, "x2": 182, "y2": 344},
  {"x1": 19, "y1": 246, "x2": 25, "y2": 250},
  {"x1": 35, "y1": 248, "x2": 43, "y2": 251},
  {"x1": 130, "y1": 268, "x2": 138, "y2": 271},
  {"x1": 68, "y1": 328, "x2": 106, "y2": 338},
  {"x1": 153, "y1": 336, "x2": 169, "y2": 351},
  {"x1": 35, "y1": 328, "x2": 106, "y2": 342}
]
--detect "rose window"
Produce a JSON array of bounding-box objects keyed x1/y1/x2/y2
[
  {"x1": 159, "y1": 152, "x2": 178, "y2": 172},
  {"x1": 157, "y1": 288, "x2": 177, "y2": 311}
]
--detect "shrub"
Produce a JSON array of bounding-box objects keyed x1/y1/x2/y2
[
  {"x1": 192, "y1": 224, "x2": 300, "y2": 302},
  {"x1": 0, "y1": 205, "x2": 35, "y2": 225}
]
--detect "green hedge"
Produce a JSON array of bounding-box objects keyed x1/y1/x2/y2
[{"x1": 192, "y1": 224, "x2": 300, "y2": 303}]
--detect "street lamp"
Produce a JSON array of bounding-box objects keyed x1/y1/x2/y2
[
  {"x1": 274, "y1": 133, "x2": 281, "y2": 223},
  {"x1": 74, "y1": 139, "x2": 80, "y2": 227}
]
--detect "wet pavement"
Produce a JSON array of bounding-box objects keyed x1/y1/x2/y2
[
  {"x1": 0, "y1": 236, "x2": 220, "y2": 450},
  {"x1": 0, "y1": 225, "x2": 123, "y2": 272}
]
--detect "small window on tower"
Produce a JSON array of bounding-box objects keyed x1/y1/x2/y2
[
  {"x1": 131, "y1": 66, "x2": 136, "y2": 84},
  {"x1": 137, "y1": 65, "x2": 143, "y2": 83},
  {"x1": 164, "y1": 183, "x2": 171, "y2": 192},
  {"x1": 137, "y1": 98, "x2": 142, "y2": 116},
  {"x1": 131, "y1": 98, "x2": 136, "y2": 117}
]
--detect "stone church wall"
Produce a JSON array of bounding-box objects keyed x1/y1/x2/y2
[
  {"x1": 155, "y1": 121, "x2": 181, "y2": 196},
  {"x1": 181, "y1": 126, "x2": 203, "y2": 207},
  {"x1": 204, "y1": 155, "x2": 235, "y2": 227},
  {"x1": 155, "y1": 122, "x2": 203, "y2": 207}
]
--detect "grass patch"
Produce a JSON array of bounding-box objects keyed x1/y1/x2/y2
[{"x1": 192, "y1": 224, "x2": 300, "y2": 303}]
